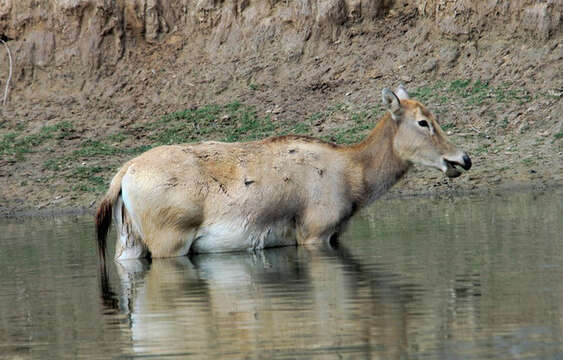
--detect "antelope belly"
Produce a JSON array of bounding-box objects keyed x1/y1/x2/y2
[{"x1": 191, "y1": 220, "x2": 297, "y2": 254}]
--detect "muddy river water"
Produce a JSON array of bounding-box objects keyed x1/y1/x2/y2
[{"x1": 1, "y1": 188, "x2": 562, "y2": 359}]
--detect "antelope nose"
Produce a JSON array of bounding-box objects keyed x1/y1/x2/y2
[{"x1": 462, "y1": 154, "x2": 472, "y2": 170}]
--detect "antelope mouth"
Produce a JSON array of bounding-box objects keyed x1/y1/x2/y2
[
  {"x1": 444, "y1": 154, "x2": 471, "y2": 178},
  {"x1": 445, "y1": 160, "x2": 462, "y2": 178}
]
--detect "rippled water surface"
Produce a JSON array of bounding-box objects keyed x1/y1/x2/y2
[{"x1": 1, "y1": 189, "x2": 562, "y2": 359}]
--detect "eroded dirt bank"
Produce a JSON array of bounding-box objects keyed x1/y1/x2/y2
[{"x1": 0, "y1": 0, "x2": 561, "y2": 215}]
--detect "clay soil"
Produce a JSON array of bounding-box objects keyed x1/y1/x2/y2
[{"x1": 0, "y1": 8, "x2": 561, "y2": 216}]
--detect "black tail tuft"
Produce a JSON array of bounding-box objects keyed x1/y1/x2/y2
[{"x1": 95, "y1": 198, "x2": 113, "y2": 268}]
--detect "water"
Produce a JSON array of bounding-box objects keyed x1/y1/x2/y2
[{"x1": 1, "y1": 189, "x2": 562, "y2": 359}]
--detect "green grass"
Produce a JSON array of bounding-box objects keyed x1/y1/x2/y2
[
  {"x1": 139, "y1": 101, "x2": 378, "y2": 146},
  {"x1": 534, "y1": 137, "x2": 545, "y2": 146},
  {"x1": 409, "y1": 81, "x2": 446, "y2": 103},
  {"x1": 493, "y1": 87, "x2": 532, "y2": 104},
  {"x1": 73, "y1": 140, "x2": 124, "y2": 157},
  {"x1": 322, "y1": 110, "x2": 376, "y2": 144},
  {"x1": 0, "y1": 121, "x2": 75, "y2": 160},
  {"x1": 443, "y1": 79, "x2": 491, "y2": 104},
  {"x1": 410, "y1": 80, "x2": 532, "y2": 107},
  {"x1": 290, "y1": 121, "x2": 312, "y2": 135},
  {"x1": 473, "y1": 145, "x2": 490, "y2": 156},
  {"x1": 449, "y1": 79, "x2": 471, "y2": 90},
  {"x1": 308, "y1": 112, "x2": 324, "y2": 123},
  {"x1": 500, "y1": 117, "x2": 509, "y2": 129},
  {"x1": 441, "y1": 123, "x2": 456, "y2": 131},
  {"x1": 142, "y1": 102, "x2": 278, "y2": 144},
  {"x1": 107, "y1": 132, "x2": 127, "y2": 143},
  {"x1": 44, "y1": 158, "x2": 63, "y2": 171},
  {"x1": 71, "y1": 165, "x2": 110, "y2": 192}
]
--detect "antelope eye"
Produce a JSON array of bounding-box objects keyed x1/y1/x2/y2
[{"x1": 418, "y1": 120, "x2": 429, "y2": 128}]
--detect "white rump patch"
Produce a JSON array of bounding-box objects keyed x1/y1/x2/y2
[{"x1": 113, "y1": 195, "x2": 147, "y2": 260}]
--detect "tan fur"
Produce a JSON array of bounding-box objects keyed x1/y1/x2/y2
[{"x1": 95, "y1": 86, "x2": 471, "y2": 260}]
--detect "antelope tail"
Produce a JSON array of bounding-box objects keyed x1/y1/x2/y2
[{"x1": 95, "y1": 164, "x2": 129, "y2": 266}]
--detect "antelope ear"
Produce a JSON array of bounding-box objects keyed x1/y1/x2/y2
[
  {"x1": 395, "y1": 84, "x2": 409, "y2": 100},
  {"x1": 382, "y1": 88, "x2": 401, "y2": 120}
]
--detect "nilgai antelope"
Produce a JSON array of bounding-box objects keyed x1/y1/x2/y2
[{"x1": 95, "y1": 86, "x2": 471, "y2": 263}]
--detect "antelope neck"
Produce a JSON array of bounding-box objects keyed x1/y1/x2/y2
[{"x1": 348, "y1": 114, "x2": 410, "y2": 205}]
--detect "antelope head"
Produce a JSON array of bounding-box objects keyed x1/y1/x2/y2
[{"x1": 383, "y1": 86, "x2": 471, "y2": 178}]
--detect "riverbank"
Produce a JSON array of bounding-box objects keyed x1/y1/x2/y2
[{"x1": 1, "y1": 1, "x2": 561, "y2": 216}]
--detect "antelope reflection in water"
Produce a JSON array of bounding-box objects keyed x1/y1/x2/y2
[{"x1": 102, "y1": 243, "x2": 421, "y2": 359}]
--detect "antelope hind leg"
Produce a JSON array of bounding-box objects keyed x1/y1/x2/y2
[
  {"x1": 114, "y1": 196, "x2": 148, "y2": 260},
  {"x1": 144, "y1": 227, "x2": 196, "y2": 259}
]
